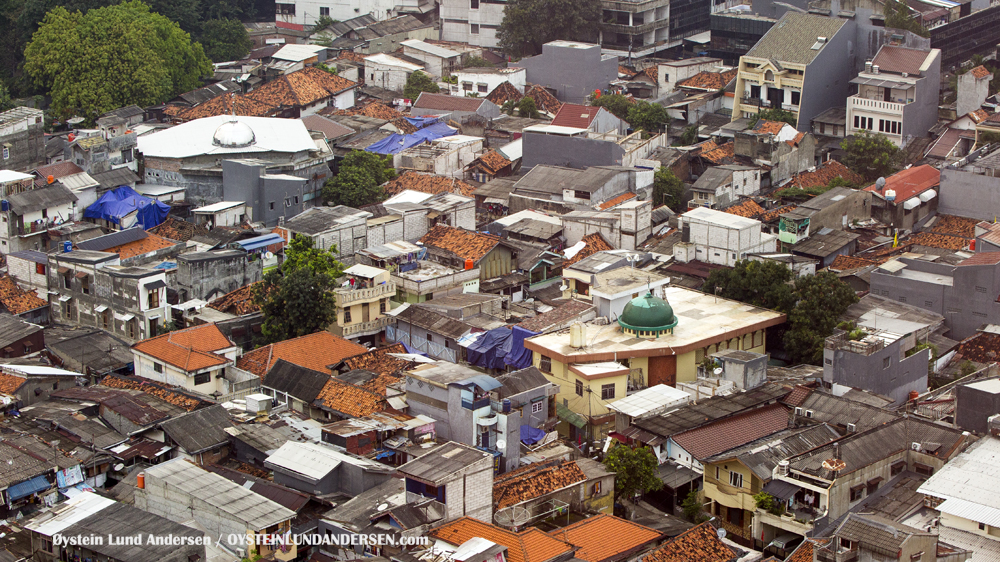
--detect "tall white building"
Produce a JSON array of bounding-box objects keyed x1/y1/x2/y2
[
  {"x1": 276, "y1": 0, "x2": 396, "y2": 28},
  {"x1": 673, "y1": 206, "x2": 777, "y2": 267}
]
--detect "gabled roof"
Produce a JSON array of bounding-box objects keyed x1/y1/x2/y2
[
  {"x1": 523, "y1": 84, "x2": 563, "y2": 114},
  {"x1": 99, "y1": 375, "x2": 202, "y2": 411},
  {"x1": 238, "y1": 331, "x2": 367, "y2": 378},
  {"x1": 313, "y1": 377, "x2": 386, "y2": 418},
  {"x1": 340, "y1": 342, "x2": 415, "y2": 375},
  {"x1": 950, "y1": 331, "x2": 1000, "y2": 363},
  {"x1": 724, "y1": 199, "x2": 765, "y2": 219},
  {"x1": 429, "y1": 517, "x2": 575, "y2": 562},
  {"x1": 699, "y1": 140, "x2": 735, "y2": 165},
  {"x1": 175, "y1": 93, "x2": 277, "y2": 121},
  {"x1": 864, "y1": 165, "x2": 939, "y2": 202},
  {"x1": 419, "y1": 225, "x2": 501, "y2": 262},
  {"x1": 301, "y1": 114, "x2": 356, "y2": 139},
  {"x1": 159, "y1": 404, "x2": 232, "y2": 454},
  {"x1": 486, "y1": 81, "x2": 524, "y2": 106},
  {"x1": 677, "y1": 69, "x2": 737, "y2": 91},
  {"x1": 382, "y1": 171, "x2": 477, "y2": 198},
  {"x1": 834, "y1": 513, "x2": 930, "y2": 557},
  {"x1": 0, "y1": 275, "x2": 48, "y2": 315},
  {"x1": 641, "y1": 521, "x2": 737, "y2": 562},
  {"x1": 549, "y1": 514, "x2": 661, "y2": 562},
  {"x1": 493, "y1": 460, "x2": 588, "y2": 509},
  {"x1": 564, "y1": 233, "x2": 615, "y2": 267},
  {"x1": 131, "y1": 324, "x2": 233, "y2": 372},
  {"x1": 956, "y1": 252, "x2": 1000, "y2": 266},
  {"x1": 413, "y1": 92, "x2": 489, "y2": 112},
  {"x1": 467, "y1": 150, "x2": 512, "y2": 174},
  {"x1": 745, "y1": 12, "x2": 847, "y2": 66},
  {"x1": 248, "y1": 67, "x2": 358, "y2": 109},
  {"x1": 597, "y1": 192, "x2": 637, "y2": 210},
  {"x1": 970, "y1": 65, "x2": 993, "y2": 79},
  {"x1": 7, "y1": 183, "x2": 77, "y2": 214},
  {"x1": 518, "y1": 300, "x2": 595, "y2": 333},
  {"x1": 262, "y1": 359, "x2": 331, "y2": 403},
  {"x1": 103, "y1": 231, "x2": 177, "y2": 260},
  {"x1": 672, "y1": 402, "x2": 789, "y2": 460},
  {"x1": 551, "y1": 103, "x2": 600, "y2": 129},
  {"x1": 206, "y1": 282, "x2": 262, "y2": 315},
  {"x1": 788, "y1": 160, "x2": 863, "y2": 189},
  {"x1": 871, "y1": 45, "x2": 934, "y2": 77}
]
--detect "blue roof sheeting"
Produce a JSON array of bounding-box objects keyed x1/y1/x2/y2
[
  {"x1": 454, "y1": 375, "x2": 503, "y2": 392},
  {"x1": 235, "y1": 233, "x2": 284, "y2": 252},
  {"x1": 364, "y1": 122, "x2": 457, "y2": 155},
  {"x1": 7, "y1": 474, "x2": 51, "y2": 501}
]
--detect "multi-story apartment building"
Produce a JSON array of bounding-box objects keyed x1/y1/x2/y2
[
  {"x1": 732, "y1": 12, "x2": 853, "y2": 131},
  {"x1": 440, "y1": 0, "x2": 506, "y2": 48},
  {"x1": 845, "y1": 46, "x2": 941, "y2": 147},
  {"x1": 0, "y1": 171, "x2": 78, "y2": 254},
  {"x1": 0, "y1": 107, "x2": 45, "y2": 172},
  {"x1": 332, "y1": 263, "x2": 396, "y2": 345}
]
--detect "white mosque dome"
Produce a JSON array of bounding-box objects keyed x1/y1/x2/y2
[{"x1": 212, "y1": 119, "x2": 256, "y2": 148}]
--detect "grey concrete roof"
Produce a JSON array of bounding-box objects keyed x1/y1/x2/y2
[
  {"x1": 745, "y1": 12, "x2": 847, "y2": 65},
  {"x1": 835, "y1": 513, "x2": 930, "y2": 557},
  {"x1": 692, "y1": 167, "x2": 734, "y2": 191},
  {"x1": 0, "y1": 314, "x2": 43, "y2": 350},
  {"x1": 228, "y1": 423, "x2": 287, "y2": 455},
  {"x1": 494, "y1": 366, "x2": 552, "y2": 399},
  {"x1": 263, "y1": 359, "x2": 331, "y2": 403},
  {"x1": 397, "y1": 441, "x2": 492, "y2": 483},
  {"x1": 285, "y1": 205, "x2": 371, "y2": 235},
  {"x1": 635, "y1": 383, "x2": 789, "y2": 437},
  {"x1": 513, "y1": 165, "x2": 620, "y2": 195},
  {"x1": 7, "y1": 183, "x2": 77, "y2": 214},
  {"x1": 76, "y1": 227, "x2": 148, "y2": 252},
  {"x1": 790, "y1": 229, "x2": 859, "y2": 258},
  {"x1": 706, "y1": 424, "x2": 840, "y2": 480},
  {"x1": 90, "y1": 167, "x2": 139, "y2": 190}
]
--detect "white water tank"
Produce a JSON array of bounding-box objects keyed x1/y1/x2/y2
[
  {"x1": 570, "y1": 323, "x2": 583, "y2": 348},
  {"x1": 885, "y1": 189, "x2": 896, "y2": 203}
]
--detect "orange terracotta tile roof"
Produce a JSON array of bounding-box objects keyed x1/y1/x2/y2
[
  {"x1": 99, "y1": 376, "x2": 202, "y2": 411},
  {"x1": 419, "y1": 225, "x2": 501, "y2": 262},
  {"x1": 642, "y1": 67, "x2": 658, "y2": 81},
  {"x1": 523, "y1": 84, "x2": 562, "y2": 114},
  {"x1": 341, "y1": 343, "x2": 415, "y2": 375},
  {"x1": 132, "y1": 324, "x2": 234, "y2": 372},
  {"x1": 828, "y1": 254, "x2": 881, "y2": 271},
  {"x1": 951, "y1": 331, "x2": 1000, "y2": 363},
  {"x1": 429, "y1": 517, "x2": 574, "y2": 562},
  {"x1": 149, "y1": 217, "x2": 208, "y2": 242},
  {"x1": 332, "y1": 101, "x2": 406, "y2": 121},
  {"x1": 0, "y1": 275, "x2": 48, "y2": 315},
  {"x1": 360, "y1": 372, "x2": 403, "y2": 396},
  {"x1": 207, "y1": 282, "x2": 262, "y2": 316},
  {"x1": 752, "y1": 119, "x2": 788, "y2": 135},
  {"x1": 970, "y1": 109, "x2": 991, "y2": 124},
  {"x1": 389, "y1": 116, "x2": 419, "y2": 134},
  {"x1": 927, "y1": 214, "x2": 978, "y2": 238},
  {"x1": 672, "y1": 402, "x2": 789, "y2": 460},
  {"x1": 971, "y1": 65, "x2": 993, "y2": 79},
  {"x1": 105, "y1": 232, "x2": 177, "y2": 260},
  {"x1": 548, "y1": 514, "x2": 661, "y2": 562},
  {"x1": 863, "y1": 165, "x2": 940, "y2": 202},
  {"x1": 486, "y1": 81, "x2": 523, "y2": 106},
  {"x1": 701, "y1": 140, "x2": 735, "y2": 165},
  {"x1": 642, "y1": 522, "x2": 737, "y2": 562},
  {"x1": 678, "y1": 69, "x2": 737, "y2": 91},
  {"x1": 382, "y1": 171, "x2": 477, "y2": 197},
  {"x1": 788, "y1": 132, "x2": 806, "y2": 147},
  {"x1": 907, "y1": 231, "x2": 970, "y2": 251},
  {"x1": 957, "y1": 251, "x2": 1000, "y2": 266},
  {"x1": 724, "y1": 200, "x2": 765, "y2": 219},
  {"x1": 619, "y1": 65, "x2": 639, "y2": 78},
  {"x1": 787, "y1": 539, "x2": 829, "y2": 562},
  {"x1": 782, "y1": 384, "x2": 814, "y2": 407},
  {"x1": 338, "y1": 51, "x2": 367, "y2": 64},
  {"x1": 176, "y1": 93, "x2": 277, "y2": 121},
  {"x1": 468, "y1": 150, "x2": 512, "y2": 175},
  {"x1": 565, "y1": 233, "x2": 615, "y2": 267},
  {"x1": 789, "y1": 160, "x2": 863, "y2": 189},
  {"x1": 313, "y1": 377, "x2": 386, "y2": 417},
  {"x1": 0, "y1": 373, "x2": 26, "y2": 396},
  {"x1": 494, "y1": 460, "x2": 588, "y2": 509},
  {"x1": 759, "y1": 205, "x2": 796, "y2": 223},
  {"x1": 248, "y1": 67, "x2": 358, "y2": 109},
  {"x1": 597, "y1": 192, "x2": 637, "y2": 210},
  {"x1": 236, "y1": 331, "x2": 368, "y2": 378}
]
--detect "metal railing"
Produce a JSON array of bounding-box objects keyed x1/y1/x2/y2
[
  {"x1": 337, "y1": 316, "x2": 393, "y2": 337},
  {"x1": 335, "y1": 282, "x2": 396, "y2": 306},
  {"x1": 848, "y1": 96, "x2": 907, "y2": 112}
]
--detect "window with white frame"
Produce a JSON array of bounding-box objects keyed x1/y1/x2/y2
[
  {"x1": 729, "y1": 471, "x2": 743, "y2": 488},
  {"x1": 531, "y1": 400, "x2": 544, "y2": 414}
]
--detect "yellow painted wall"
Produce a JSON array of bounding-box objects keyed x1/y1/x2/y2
[
  {"x1": 677, "y1": 351, "x2": 697, "y2": 383},
  {"x1": 703, "y1": 460, "x2": 759, "y2": 513}
]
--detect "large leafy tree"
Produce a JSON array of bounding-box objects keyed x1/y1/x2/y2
[
  {"x1": 885, "y1": 0, "x2": 929, "y2": 38},
  {"x1": 200, "y1": 18, "x2": 253, "y2": 62},
  {"x1": 604, "y1": 444, "x2": 663, "y2": 503},
  {"x1": 841, "y1": 131, "x2": 902, "y2": 182},
  {"x1": 783, "y1": 272, "x2": 859, "y2": 364},
  {"x1": 403, "y1": 71, "x2": 439, "y2": 101},
  {"x1": 653, "y1": 168, "x2": 685, "y2": 212},
  {"x1": 627, "y1": 101, "x2": 668, "y2": 132},
  {"x1": 497, "y1": 0, "x2": 601, "y2": 57},
  {"x1": 24, "y1": 1, "x2": 212, "y2": 121},
  {"x1": 703, "y1": 260, "x2": 797, "y2": 313},
  {"x1": 254, "y1": 236, "x2": 344, "y2": 344},
  {"x1": 322, "y1": 151, "x2": 397, "y2": 208},
  {"x1": 747, "y1": 107, "x2": 797, "y2": 129},
  {"x1": 590, "y1": 94, "x2": 632, "y2": 121}
]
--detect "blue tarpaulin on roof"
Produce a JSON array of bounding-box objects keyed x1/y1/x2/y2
[
  {"x1": 405, "y1": 116, "x2": 443, "y2": 128},
  {"x1": 365, "y1": 122, "x2": 457, "y2": 155},
  {"x1": 520, "y1": 425, "x2": 546, "y2": 445},
  {"x1": 467, "y1": 327, "x2": 512, "y2": 370},
  {"x1": 402, "y1": 342, "x2": 428, "y2": 356},
  {"x1": 83, "y1": 186, "x2": 170, "y2": 229},
  {"x1": 504, "y1": 326, "x2": 538, "y2": 370},
  {"x1": 7, "y1": 474, "x2": 51, "y2": 501},
  {"x1": 236, "y1": 233, "x2": 284, "y2": 252}
]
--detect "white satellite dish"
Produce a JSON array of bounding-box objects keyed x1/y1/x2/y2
[
  {"x1": 496, "y1": 439, "x2": 507, "y2": 450},
  {"x1": 264, "y1": 251, "x2": 274, "y2": 260},
  {"x1": 376, "y1": 503, "x2": 389, "y2": 511},
  {"x1": 713, "y1": 367, "x2": 723, "y2": 375},
  {"x1": 559, "y1": 285, "x2": 569, "y2": 292},
  {"x1": 717, "y1": 528, "x2": 727, "y2": 539},
  {"x1": 114, "y1": 463, "x2": 124, "y2": 471}
]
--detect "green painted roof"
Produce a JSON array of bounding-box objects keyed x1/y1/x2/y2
[{"x1": 618, "y1": 292, "x2": 678, "y2": 332}]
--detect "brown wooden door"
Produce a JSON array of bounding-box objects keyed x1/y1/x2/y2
[{"x1": 648, "y1": 355, "x2": 677, "y2": 387}]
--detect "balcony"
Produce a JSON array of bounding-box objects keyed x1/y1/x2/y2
[
  {"x1": 334, "y1": 282, "x2": 396, "y2": 306},
  {"x1": 463, "y1": 396, "x2": 491, "y2": 410},
  {"x1": 601, "y1": 20, "x2": 669, "y2": 35},
  {"x1": 848, "y1": 96, "x2": 906, "y2": 115},
  {"x1": 332, "y1": 316, "x2": 394, "y2": 338},
  {"x1": 17, "y1": 218, "x2": 60, "y2": 237},
  {"x1": 756, "y1": 508, "x2": 818, "y2": 536}
]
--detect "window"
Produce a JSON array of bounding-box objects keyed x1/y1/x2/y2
[
  {"x1": 840, "y1": 538, "x2": 854, "y2": 551},
  {"x1": 716, "y1": 466, "x2": 720, "y2": 480},
  {"x1": 35, "y1": 263, "x2": 45, "y2": 275},
  {"x1": 471, "y1": 0, "x2": 479, "y2": 7},
  {"x1": 101, "y1": 309, "x2": 110, "y2": 329},
  {"x1": 925, "y1": 300, "x2": 933, "y2": 307},
  {"x1": 269, "y1": 202, "x2": 275, "y2": 210},
  {"x1": 531, "y1": 400, "x2": 544, "y2": 414},
  {"x1": 576, "y1": 380, "x2": 584, "y2": 396},
  {"x1": 194, "y1": 372, "x2": 211, "y2": 386},
  {"x1": 867, "y1": 477, "x2": 882, "y2": 495},
  {"x1": 979, "y1": 522, "x2": 987, "y2": 531},
  {"x1": 850, "y1": 484, "x2": 865, "y2": 502},
  {"x1": 426, "y1": 333, "x2": 433, "y2": 343},
  {"x1": 276, "y1": 3, "x2": 295, "y2": 14},
  {"x1": 891, "y1": 460, "x2": 906, "y2": 476},
  {"x1": 2, "y1": 147, "x2": 8, "y2": 160},
  {"x1": 539, "y1": 355, "x2": 552, "y2": 373},
  {"x1": 319, "y1": 6, "x2": 330, "y2": 15},
  {"x1": 344, "y1": 309, "x2": 352, "y2": 323},
  {"x1": 825, "y1": 358, "x2": 833, "y2": 365},
  {"x1": 23, "y1": 343, "x2": 31, "y2": 354},
  {"x1": 127, "y1": 319, "x2": 137, "y2": 339},
  {"x1": 977, "y1": 286, "x2": 988, "y2": 293},
  {"x1": 478, "y1": 83, "x2": 488, "y2": 93},
  {"x1": 791, "y1": 91, "x2": 800, "y2": 105},
  {"x1": 729, "y1": 471, "x2": 743, "y2": 488},
  {"x1": 471, "y1": 24, "x2": 480, "y2": 34},
  {"x1": 593, "y1": 481, "x2": 601, "y2": 495},
  {"x1": 601, "y1": 384, "x2": 615, "y2": 400},
  {"x1": 462, "y1": 81, "x2": 473, "y2": 91},
  {"x1": 726, "y1": 507, "x2": 743, "y2": 526},
  {"x1": 883, "y1": 357, "x2": 891, "y2": 369},
  {"x1": 62, "y1": 298, "x2": 72, "y2": 318},
  {"x1": 294, "y1": 195, "x2": 299, "y2": 205},
  {"x1": 63, "y1": 272, "x2": 71, "y2": 289},
  {"x1": 154, "y1": 362, "x2": 163, "y2": 373},
  {"x1": 148, "y1": 289, "x2": 159, "y2": 308},
  {"x1": 820, "y1": 122, "x2": 826, "y2": 134},
  {"x1": 80, "y1": 275, "x2": 89, "y2": 294},
  {"x1": 40, "y1": 538, "x2": 52, "y2": 553},
  {"x1": 914, "y1": 463, "x2": 934, "y2": 476},
  {"x1": 380, "y1": 300, "x2": 387, "y2": 313}
]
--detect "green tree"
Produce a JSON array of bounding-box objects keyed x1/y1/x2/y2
[
  {"x1": 403, "y1": 71, "x2": 439, "y2": 101},
  {"x1": 590, "y1": 93, "x2": 632, "y2": 121},
  {"x1": 840, "y1": 131, "x2": 903, "y2": 182},
  {"x1": 146, "y1": 0, "x2": 203, "y2": 34},
  {"x1": 313, "y1": 14, "x2": 336, "y2": 30},
  {"x1": 200, "y1": 18, "x2": 253, "y2": 62},
  {"x1": 462, "y1": 56, "x2": 493, "y2": 68},
  {"x1": 253, "y1": 236, "x2": 344, "y2": 345},
  {"x1": 24, "y1": 1, "x2": 212, "y2": 122},
  {"x1": 703, "y1": 260, "x2": 797, "y2": 313},
  {"x1": 783, "y1": 271, "x2": 859, "y2": 364},
  {"x1": 517, "y1": 96, "x2": 539, "y2": 118},
  {"x1": 627, "y1": 100, "x2": 668, "y2": 132},
  {"x1": 501, "y1": 99, "x2": 517, "y2": 115},
  {"x1": 603, "y1": 444, "x2": 663, "y2": 503},
  {"x1": 674, "y1": 125, "x2": 699, "y2": 146},
  {"x1": 653, "y1": 168, "x2": 685, "y2": 212},
  {"x1": 681, "y1": 490, "x2": 704, "y2": 522},
  {"x1": 0, "y1": 83, "x2": 12, "y2": 112},
  {"x1": 497, "y1": 0, "x2": 601, "y2": 57},
  {"x1": 885, "y1": 0, "x2": 930, "y2": 38},
  {"x1": 322, "y1": 150, "x2": 396, "y2": 207},
  {"x1": 747, "y1": 107, "x2": 797, "y2": 128}
]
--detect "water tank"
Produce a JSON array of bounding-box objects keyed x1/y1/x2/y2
[
  {"x1": 63, "y1": 241, "x2": 72, "y2": 253},
  {"x1": 971, "y1": 239, "x2": 977, "y2": 251},
  {"x1": 778, "y1": 460, "x2": 790, "y2": 476},
  {"x1": 885, "y1": 189, "x2": 896, "y2": 203},
  {"x1": 0, "y1": 201, "x2": 8, "y2": 212},
  {"x1": 502, "y1": 399, "x2": 511, "y2": 413},
  {"x1": 465, "y1": 258, "x2": 474, "y2": 270},
  {"x1": 46, "y1": 175, "x2": 54, "y2": 184},
  {"x1": 136, "y1": 472, "x2": 145, "y2": 489},
  {"x1": 570, "y1": 323, "x2": 582, "y2": 348},
  {"x1": 909, "y1": 390, "x2": 920, "y2": 402}
]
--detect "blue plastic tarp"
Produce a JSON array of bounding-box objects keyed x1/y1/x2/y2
[
  {"x1": 84, "y1": 186, "x2": 170, "y2": 229},
  {"x1": 402, "y1": 342, "x2": 428, "y2": 356},
  {"x1": 8, "y1": 474, "x2": 51, "y2": 501},
  {"x1": 365, "y1": 122, "x2": 457, "y2": 155},
  {"x1": 504, "y1": 326, "x2": 538, "y2": 370},
  {"x1": 467, "y1": 327, "x2": 512, "y2": 370},
  {"x1": 405, "y1": 116, "x2": 443, "y2": 128},
  {"x1": 520, "y1": 425, "x2": 546, "y2": 445}
]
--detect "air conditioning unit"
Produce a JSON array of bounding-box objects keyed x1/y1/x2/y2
[
  {"x1": 795, "y1": 407, "x2": 803, "y2": 416},
  {"x1": 912, "y1": 442, "x2": 922, "y2": 452},
  {"x1": 236, "y1": 549, "x2": 246, "y2": 559},
  {"x1": 805, "y1": 410, "x2": 814, "y2": 418},
  {"x1": 847, "y1": 423, "x2": 857, "y2": 433}
]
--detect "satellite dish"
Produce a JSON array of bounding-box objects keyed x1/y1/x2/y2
[
  {"x1": 496, "y1": 439, "x2": 507, "y2": 450},
  {"x1": 875, "y1": 177, "x2": 886, "y2": 191},
  {"x1": 559, "y1": 285, "x2": 569, "y2": 292},
  {"x1": 713, "y1": 368, "x2": 723, "y2": 375},
  {"x1": 717, "y1": 528, "x2": 727, "y2": 539},
  {"x1": 114, "y1": 463, "x2": 124, "y2": 471},
  {"x1": 377, "y1": 503, "x2": 389, "y2": 511},
  {"x1": 264, "y1": 251, "x2": 274, "y2": 260}
]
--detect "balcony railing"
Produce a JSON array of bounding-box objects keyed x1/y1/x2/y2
[
  {"x1": 462, "y1": 396, "x2": 491, "y2": 410},
  {"x1": 18, "y1": 218, "x2": 60, "y2": 236},
  {"x1": 334, "y1": 316, "x2": 394, "y2": 338},
  {"x1": 334, "y1": 282, "x2": 396, "y2": 306},
  {"x1": 825, "y1": 331, "x2": 885, "y2": 355},
  {"x1": 849, "y1": 96, "x2": 906, "y2": 113},
  {"x1": 393, "y1": 268, "x2": 479, "y2": 295}
]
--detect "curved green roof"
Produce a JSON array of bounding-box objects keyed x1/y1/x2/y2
[{"x1": 618, "y1": 292, "x2": 678, "y2": 333}]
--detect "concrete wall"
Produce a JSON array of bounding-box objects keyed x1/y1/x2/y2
[
  {"x1": 939, "y1": 167, "x2": 1000, "y2": 221},
  {"x1": 0, "y1": 110, "x2": 45, "y2": 172},
  {"x1": 405, "y1": 381, "x2": 454, "y2": 439},
  {"x1": 405, "y1": 453, "x2": 494, "y2": 523},
  {"x1": 516, "y1": 43, "x2": 619, "y2": 104},
  {"x1": 522, "y1": 133, "x2": 627, "y2": 170},
  {"x1": 798, "y1": 19, "x2": 857, "y2": 132},
  {"x1": 222, "y1": 160, "x2": 314, "y2": 228},
  {"x1": 272, "y1": 462, "x2": 391, "y2": 497},
  {"x1": 440, "y1": 0, "x2": 505, "y2": 48},
  {"x1": 176, "y1": 252, "x2": 263, "y2": 302},
  {"x1": 905, "y1": 51, "x2": 942, "y2": 141},
  {"x1": 366, "y1": 61, "x2": 414, "y2": 92},
  {"x1": 955, "y1": 380, "x2": 1000, "y2": 434},
  {"x1": 7, "y1": 255, "x2": 49, "y2": 298},
  {"x1": 823, "y1": 339, "x2": 930, "y2": 405},
  {"x1": 302, "y1": 219, "x2": 369, "y2": 266}
]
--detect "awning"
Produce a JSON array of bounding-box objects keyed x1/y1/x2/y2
[
  {"x1": 657, "y1": 462, "x2": 702, "y2": 489},
  {"x1": 762, "y1": 479, "x2": 800, "y2": 501},
  {"x1": 115, "y1": 313, "x2": 135, "y2": 321},
  {"x1": 7, "y1": 474, "x2": 52, "y2": 501},
  {"x1": 483, "y1": 197, "x2": 507, "y2": 205},
  {"x1": 849, "y1": 76, "x2": 909, "y2": 89},
  {"x1": 94, "y1": 305, "x2": 108, "y2": 313},
  {"x1": 145, "y1": 279, "x2": 166, "y2": 290},
  {"x1": 58, "y1": 295, "x2": 71, "y2": 302},
  {"x1": 74, "y1": 271, "x2": 88, "y2": 279},
  {"x1": 903, "y1": 197, "x2": 921, "y2": 210},
  {"x1": 919, "y1": 189, "x2": 937, "y2": 202},
  {"x1": 455, "y1": 375, "x2": 503, "y2": 392},
  {"x1": 556, "y1": 403, "x2": 587, "y2": 428}
]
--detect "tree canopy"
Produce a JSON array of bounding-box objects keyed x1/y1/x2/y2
[
  {"x1": 254, "y1": 236, "x2": 344, "y2": 345},
  {"x1": 497, "y1": 0, "x2": 601, "y2": 57},
  {"x1": 841, "y1": 131, "x2": 902, "y2": 182},
  {"x1": 885, "y1": 0, "x2": 930, "y2": 38},
  {"x1": 653, "y1": 168, "x2": 686, "y2": 212},
  {"x1": 603, "y1": 444, "x2": 662, "y2": 502},
  {"x1": 747, "y1": 108, "x2": 797, "y2": 129},
  {"x1": 590, "y1": 94, "x2": 632, "y2": 121},
  {"x1": 403, "y1": 71, "x2": 439, "y2": 101},
  {"x1": 24, "y1": 1, "x2": 213, "y2": 121},
  {"x1": 517, "y1": 96, "x2": 539, "y2": 118},
  {"x1": 322, "y1": 150, "x2": 396, "y2": 208},
  {"x1": 627, "y1": 101, "x2": 669, "y2": 132},
  {"x1": 200, "y1": 18, "x2": 253, "y2": 62},
  {"x1": 703, "y1": 260, "x2": 797, "y2": 313}
]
